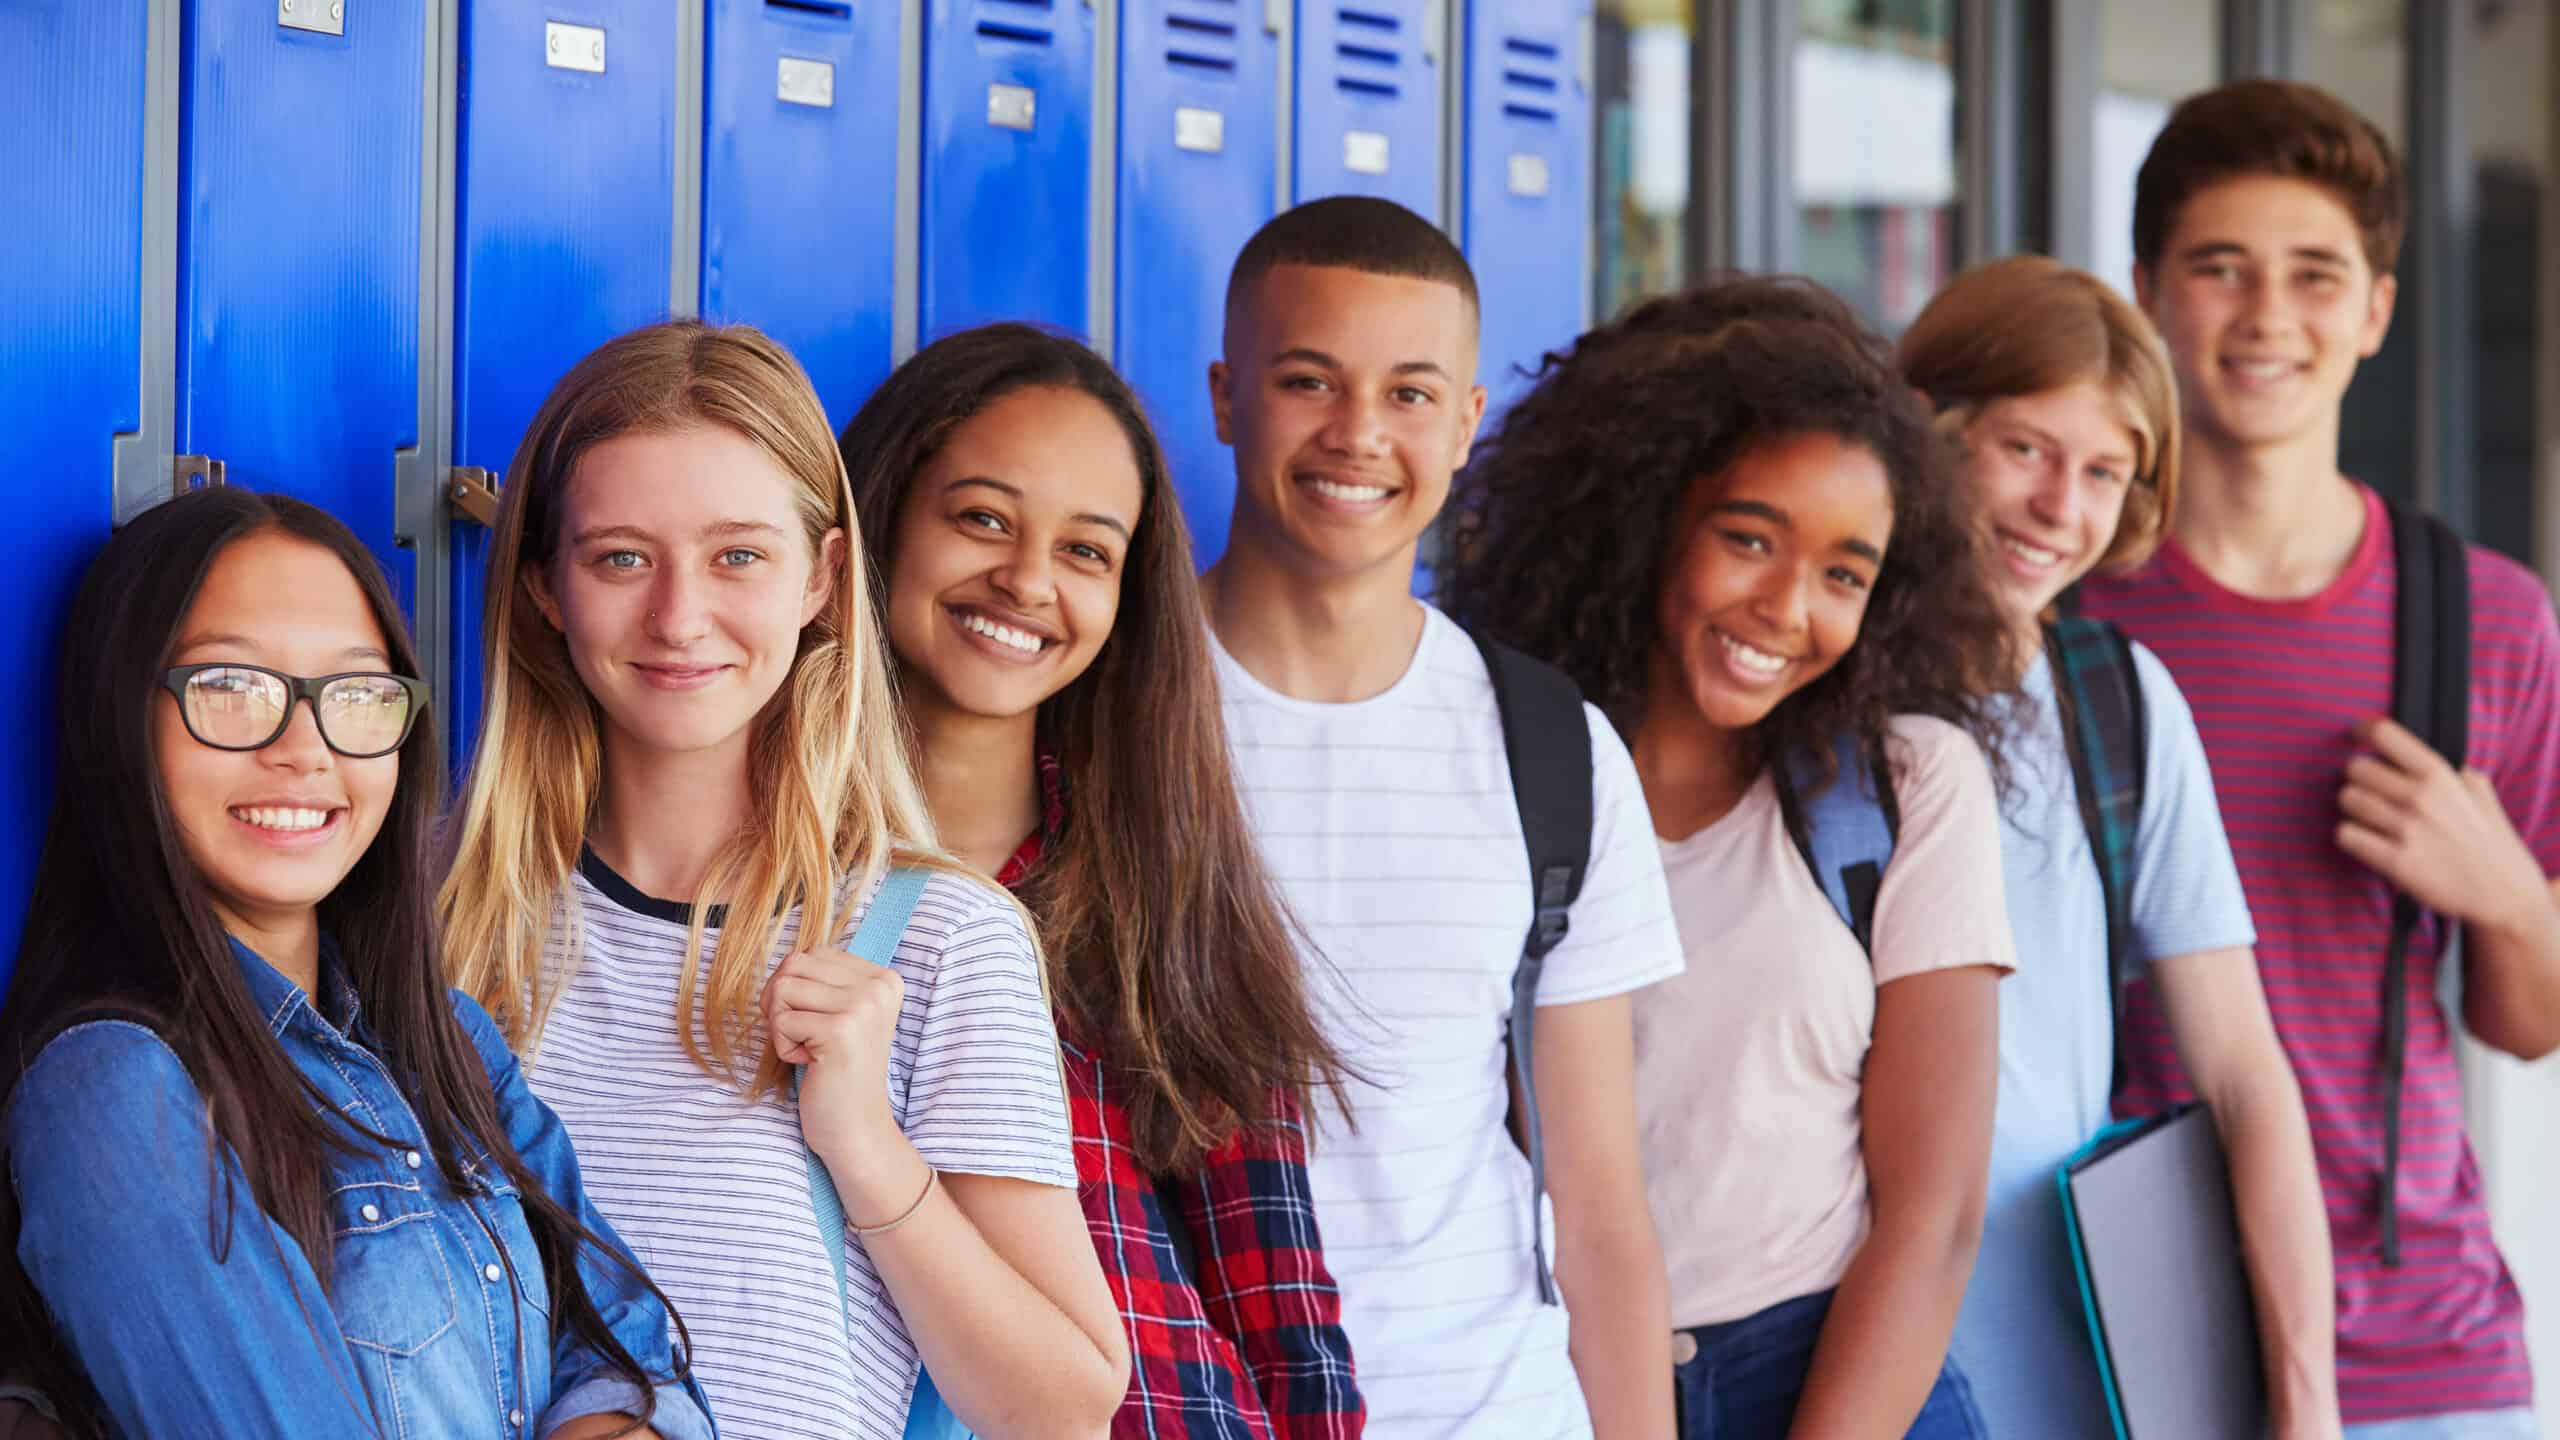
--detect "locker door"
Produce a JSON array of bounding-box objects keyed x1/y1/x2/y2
[
  {"x1": 1463, "y1": 0, "x2": 1590, "y2": 423},
  {"x1": 703, "y1": 0, "x2": 901, "y2": 423},
  {"x1": 1291, "y1": 0, "x2": 1439, "y2": 219},
  {"x1": 922, "y1": 0, "x2": 1096, "y2": 340},
  {"x1": 176, "y1": 0, "x2": 425, "y2": 602},
  {"x1": 1117, "y1": 0, "x2": 1279, "y2": 566},
  {"x1": 450, "y1": 1, "x2": 679, "y2": 762},
  {"x1": 0, "y1": 0, "x2": 148, "y2": 972}
]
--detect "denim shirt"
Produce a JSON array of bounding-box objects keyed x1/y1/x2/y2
[{"x1": 6, "y1": 937, "x2": 716, "y2": 1440}]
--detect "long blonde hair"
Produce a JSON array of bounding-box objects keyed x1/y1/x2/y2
[
  {"x1": 440, "y1": 320, "x2": 946, "y2": 1093},
  {"x1": 1899, "y1": 255, "x2": 2183, "y2": 576}
]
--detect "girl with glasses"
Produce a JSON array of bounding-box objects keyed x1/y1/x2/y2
[
  {"x1": 0, "y1": 487, "x2": 709, "y2": 1439},
  {"x1": 839, "y1": 325, "x2": 1362, "y2": 1438},
  {"x1": 439, "y1": 320, "x2": 1127, "y2": 1440}
]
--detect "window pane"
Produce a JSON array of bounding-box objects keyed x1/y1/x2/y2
[
  {"x1": 1594, "y1": 0, "x2": 1695, "y2": 319},
  {"x1": 2091, "y1": 0, "x2": 2216, "y2": 298},
  {"x1": 2472, "y1": 0, "x2": 2547, "y2": 569},
  {"x1": 1793, "y1": 0, "x2": 1956, "y2": 331}
]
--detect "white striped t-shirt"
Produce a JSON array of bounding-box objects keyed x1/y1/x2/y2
[
  {"x1": 1212, "y1": 604, "x2": 1686, "y2": 1440},
  {"x1": 520, "y1": 855, "x2": 1076, "y2": 1440}
]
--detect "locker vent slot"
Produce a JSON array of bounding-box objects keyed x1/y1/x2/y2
[
  {"x1": 1167, "y1": 1, "x2": 1240, "y2": 73},
  {"x1": 976, "y1": 0, "x2": 1056, "y2": 46},
  {"x1": 1499, "y1": 33, "x2": 1562, "y2": 122},
  {"x1": 766, "y1": 0, "x2": 854, "y2": 17},
  {"x1": 1334, "y1": 5, "x2": 1405, "y2": 99}
]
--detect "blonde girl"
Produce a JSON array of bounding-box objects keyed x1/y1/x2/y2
[{"x1": 441, "y1": 320, "x2": 1128, "y2": 1440}]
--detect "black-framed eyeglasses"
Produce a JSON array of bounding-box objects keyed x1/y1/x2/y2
[{"x1": 160, "y1": 664, "x2": 428, "y2": 759}]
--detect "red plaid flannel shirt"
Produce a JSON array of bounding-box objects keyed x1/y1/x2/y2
[{"x1": 999, "y1": 752, "x2": 1364, "y2": 1439}]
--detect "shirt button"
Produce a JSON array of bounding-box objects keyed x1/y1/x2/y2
[
  {"x1": 404, "y1": 1150, "x2": 422, "y2": 1170},
  {"x1": 482, "y1": 1262, "x2": 503, "y2": 1283},
  {"x1": 508, "y1": 1410, "x2": 524, "y2": 1429},
  {"x1": 1671, "y1": 1330, "x2": 1699, "y2": 1366},
  {"x1": 359, "y1": 1203, "x2": 381, "y2": 1223}
]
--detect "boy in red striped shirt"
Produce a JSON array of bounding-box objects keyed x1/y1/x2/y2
[{"x1": 2080, "y1": 79, "x2": 2560, "y2": 1438}]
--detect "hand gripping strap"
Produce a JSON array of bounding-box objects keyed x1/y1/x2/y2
[{"x1": 2380, "y1": 504, "x2": 2470, "y2": 1268}]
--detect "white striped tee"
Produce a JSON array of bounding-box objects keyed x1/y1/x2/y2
[
  {"x1": 1211, "y1": 605, "x2": 1686, "y2": 1440},
  {"x1": 521, "y1": 855, "x2": 1076, "y2": 1440}
]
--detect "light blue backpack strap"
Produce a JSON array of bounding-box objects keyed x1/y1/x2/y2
[
  {"x1": 792, "y1": 866, "x2": 970, "y2": 1440},
  {"x1": 1773, "y1": 730, "x2": 1899, "y2": 956}
]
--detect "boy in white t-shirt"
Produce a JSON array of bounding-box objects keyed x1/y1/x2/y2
[{"x1": 1198, "y1": 195, "x2": 1684, "y2": 1440}]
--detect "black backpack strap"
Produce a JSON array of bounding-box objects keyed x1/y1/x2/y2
[
  {"x1": 1469, "y1": 627, "x2": 1594, "y2": 1307},
  {"x1": 2380, "y1": 502, "x2": 2471, "y2": 1268},
  {"x1": 2046, "y1": 617, "x2": 2149, "y2": 1101}
]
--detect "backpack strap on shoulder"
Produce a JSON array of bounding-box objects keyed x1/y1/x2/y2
[
  {"x1": 1772, "y1": 729, "x2": 1899, "y2": 957},
  {"x1": 1469, "y1": 627, "x2": 1594, "y2": 1307},
  {"x1": 2380, "y1": 502, "x2": 2471, "y2": 1268},
  {"x1": 802, "y1": 867, "x2": 936, "y2": 1312},
  {"x1": 2046, "y1": 616, "x2": 2149, "y2": 1101}
]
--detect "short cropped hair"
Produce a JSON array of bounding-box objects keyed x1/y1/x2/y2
[
  {"x1": 1223, "y1": 195, "x2": 1480, "y2": 328},
  {"x1": 2132, "y1": 78, "x2": 2404, "y2": 275},
  {"x1": 1900, "y1": 256, "x2": 2182, "y2": 575}
]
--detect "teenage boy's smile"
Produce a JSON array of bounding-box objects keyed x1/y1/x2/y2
[
  {"x1": 1212, "y1": 262, "x2": 1487, "y2": 580},
  {"x1": 2136, "y1": 174, "x2": 2395, "y2": 456}
]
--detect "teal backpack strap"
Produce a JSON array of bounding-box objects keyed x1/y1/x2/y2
[
  {"x1": 793, "y1": 866, "x2": 969, "y2": 1438},
  {"x1": 2046, "y1": 616, "x2": 2147, "y2": 1101}
]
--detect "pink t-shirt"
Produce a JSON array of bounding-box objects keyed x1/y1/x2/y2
[
  {"x1": 2082, "y1": 482, "x2": 2560, "y2": 1423},
  {"x1": 1636, "y1": 714, "x2": 2016, "y2": 1328}
]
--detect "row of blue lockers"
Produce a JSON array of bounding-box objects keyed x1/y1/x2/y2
[{"x1": 0, "y1": 0, "x2": 1591, "y2": 966}]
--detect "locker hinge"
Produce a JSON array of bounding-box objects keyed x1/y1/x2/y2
[
  {"x1": 1264, "y1": 0, "x2": 1284, "y2": 35},
  {"x1": 1422, "y1": 0, "x2": 1446, "y2": 64},
  {"x1": 448, "y1": 467, "x2": 501, "y2": 528},
  {"x1": 172, "y1": 455, "x2": 227, "y2": 497}
]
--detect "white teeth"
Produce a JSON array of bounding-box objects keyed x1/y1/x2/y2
[
  {"x1": 958, "y1": 611, "x2": 1044, "y2": 654},
  {"x1": 232, "y1": 806, "x2": 332, "y2": 833},
  {"x1": 1716, "y1": 632, "x2": 1789, "y2": 677},
  {"x1": 2003, "y1": 535, "x2": 2063, "y2": 569},
  {"x1": 1309, "y1": 478, "x2": 1391, "y2": 503},
  {"x1": 2227, "y1": 360, "x2": 2293, "y2": 381}
]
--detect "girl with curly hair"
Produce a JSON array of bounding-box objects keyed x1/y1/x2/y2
[
  {"x1": 1903, "y1": 257, "x2": 2336, "y2": 1440},
  {"x1": 1441, "y1": 275, "x2": 2016, "y2": 1439}
]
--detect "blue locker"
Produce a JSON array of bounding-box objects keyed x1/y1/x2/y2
[
  {"x1": 0, "y1": 0, "x2": 147, "y2": 974},
  {"x1": 177, "y1": 1, "x2": 425, "y2": 604},
  {"x1": 922, "y1": 0, "x2": 1097, "y2": 340},
  {"x1": 1117, "y1": 0, "x2": 1280, "y2": 566},
  {"x1": 1292, "y1": 0, "x2": 1439, "y2": 219},
  {"x1": 451, "y1": 2, "x2": 678, "y2": 763},
  {"x1": 1463, "y1": 0, "x2": 1590, "y2": 423},
  {"x1": 703, "y1": 0, "x2": 901, "y2": 424}
]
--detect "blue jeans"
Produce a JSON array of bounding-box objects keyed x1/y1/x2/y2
[
  {"x1": 1673, "y1": 1289, "x2": 1986, "y2": 1440},
  {"x1": 2345, "y1": 1410, "x2": 2542, "y2": 1440}
]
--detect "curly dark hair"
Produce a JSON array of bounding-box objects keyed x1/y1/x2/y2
[{"x1": 1439, "y1": 274, "x2": 2016, "y2": 794}]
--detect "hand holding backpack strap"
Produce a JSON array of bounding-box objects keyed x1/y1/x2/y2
[{"x1": 2379, "y1": 502, "x2": 2471, "y2": 1268}]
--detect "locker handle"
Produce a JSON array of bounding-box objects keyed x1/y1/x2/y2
[
  {"x1": 449, "y1": 467, "x2": 501, "y2": 528},
  {"x1": 172, "y1": 455, "x2": 227, "y2": 497}
]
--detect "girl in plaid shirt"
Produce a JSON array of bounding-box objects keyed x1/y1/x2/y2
[{"x1": 840, "y1": 324, "x2": 1366, "y2": 1440}]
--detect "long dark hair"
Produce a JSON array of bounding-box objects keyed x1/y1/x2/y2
[
  {"x1": 1441, "y1": 276, "x2": 2015, "y2": 790},
  {"x1": 0, "y1": 489, "x2": 683, "y2": 1435},
  {"x1": 842, "y1": 324, "x2": 1351, "y2": 1173}
]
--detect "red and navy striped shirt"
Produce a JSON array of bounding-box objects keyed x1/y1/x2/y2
[
  {"x1": 999, "y1": 752, "x2": 1366, "y2": 1439},
  {"x1": 2082, "y1": 483, "x2": 2560, "y2": 1423}
]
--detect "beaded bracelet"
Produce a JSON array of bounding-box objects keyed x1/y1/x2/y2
[{"x1": 854, "y1": 1166, "x2": 937, "y2": 1237}]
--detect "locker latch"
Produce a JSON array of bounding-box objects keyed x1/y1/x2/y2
[
  {"x1": 448, "y1": 467, "x2": 501, "y2": 528},
  {"x1": 172, "y1": 455, "x2": 227, "y2": 497},
  {"x1": 278, "y1": 0, "x2": 345, "y2": 38}
]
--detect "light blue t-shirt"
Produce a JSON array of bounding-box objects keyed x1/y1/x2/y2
[{"x1": 1949, "y1": 641, "x2": 2256, "y2": 1438}]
